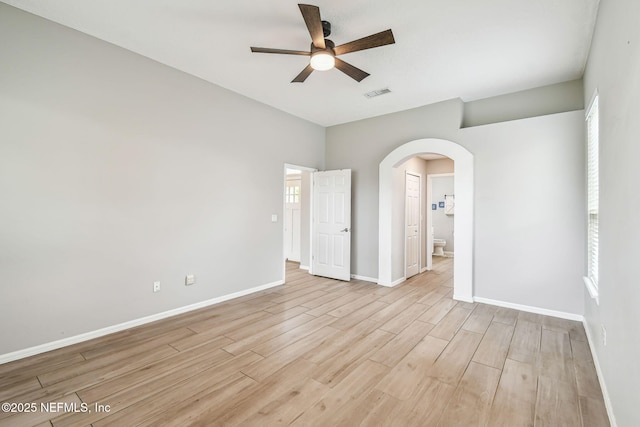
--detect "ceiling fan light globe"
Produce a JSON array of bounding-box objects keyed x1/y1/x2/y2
[{"x1": 310, "y1": 51, "x2": 335, "y2": 71}]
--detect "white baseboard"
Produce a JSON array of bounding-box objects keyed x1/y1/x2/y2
[
  {"x1": 299, "y1": 265, "x2": 309, "y2": 271},
  {"x1": 377, "y1": 276, "x2": 406, "y2": 288},
  {"x1": 473, "y1": 297, "x2": 583, "y2": 321},
  {"x1": 582, "y1": 320, "x2": 618, "y2": 427},
  {"x1": 0, "y1": 279, "x2": 285, "y2": 365},
  {"x1": 420, "y1": 267, "x2": 429, "y2": 273},
  {"x1": 350, "y1": 274, "x2": 377, "y2": 283}
]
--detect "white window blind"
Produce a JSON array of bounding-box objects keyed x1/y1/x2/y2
[{"x1": 586, "y1": 95, "x2": 599, "y2": 290}]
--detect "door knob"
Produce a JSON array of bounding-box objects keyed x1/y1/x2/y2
[{"x1": 340, "y1": 228, "x2": 350, "y2": 232}]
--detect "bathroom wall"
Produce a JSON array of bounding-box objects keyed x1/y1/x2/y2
[{"x1": 431, "y1": 176, "x2": 455, "y2": 252}]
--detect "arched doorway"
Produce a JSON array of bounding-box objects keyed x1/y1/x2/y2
[{"x1": 378, "y1": 138, "x2": 474, "y2": 302}]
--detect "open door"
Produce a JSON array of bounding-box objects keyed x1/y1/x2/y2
[
  {"x1": 405, "y1": 172, "x2": 421, "y2": 278},
  {"x1": 311, "y1": 169, "x2": 351, "y2": 281}
]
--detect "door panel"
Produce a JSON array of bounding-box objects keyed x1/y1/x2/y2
[
  {"x1": 312, "y1": 169, "x2": 351, "y2": 281},
  {"x1": 406, "y1": 173, "x2": 420, "y2": 278},
  {"x1": 285, "y1": 178, "x2": 301, "y2": 262}
]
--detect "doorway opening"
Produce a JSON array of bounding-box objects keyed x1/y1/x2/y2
[
  {"x1": 283, "y1": 164, "x2": 315, "y2": 281},
  {"x1": 379, "y1": 138, "x2": 473, "y2": 302}
]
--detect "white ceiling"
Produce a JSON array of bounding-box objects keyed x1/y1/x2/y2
[{"x1": 3, "y1": 0, "x2": 600, "y2": 127}]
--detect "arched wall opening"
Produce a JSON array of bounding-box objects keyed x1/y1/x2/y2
[{"x1": 378, "y1": 138, "x2": 474, "y2": 302}]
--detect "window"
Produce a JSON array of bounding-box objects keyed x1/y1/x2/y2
[
  {"x1": 286, "y1": 184, "x2": 300, "y2": 204},
  {"x1": 585, "y1": 93, "x2": 599, "y2": 303}
]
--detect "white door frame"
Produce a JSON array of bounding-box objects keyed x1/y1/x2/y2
[
  {"x1": 378, "y1": 138, "x2": 474, "y2": 302},
  {"x1": 405, "y1": 171, "x2": 421, "y2": 279},
  {"x1": 283, "y1": 163, "x2": 316, "y2": 280},
  {"x1": 426, "y1": 173, "x2": 454, "y2": 272}
]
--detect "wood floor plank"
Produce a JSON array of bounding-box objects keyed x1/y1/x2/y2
[
  {"x1": 366, "y1": 378, "x2": 455, "y2": 427},
  {"x1": 312, "y1": 329, "x2": 394, "y2": 387},
  {"x1": 539, "y1": 329, "x2": 575, "y2": 384},
  {"x1": 370, "y1": 320, "x2": 435, "y2": 367},
  {"x1": 508, "y1": 320, "x2": 542, "y2": 365},
  {"x1": 263, "y1": 290, "x2": 327, "y2": 314},
  {"x1": 0, "y1": 257, "x2": 608, "y2": 427},
  {"x1": 418, "y1": 298, "x2": 458, "y2": 324},
  {"x1": 201, "y1": 358, "x2": 320, "y2": 426},
  {"x1": 222, "y1": 313, "x2": 317, "y2": 355},
  {"x1": 426, "y1": 329, "x2": 484, "y2": 386},
  {"x1": 329, "y1": 301, "x2": 388, "y2": 330},
  {"x1": 579, "y1": 396, "x2": 611, "y2": 427},
  {"x1": 488, "y1": 358, "x2": 538, "y2": 427},
  {"x1": 241, "y1": 326, "x2": 336, "y2": 382},
  {"x1": 0, "y1": 377, "x2": 43, "y2": 402},
  {"x1": 493, "y1": 307, "x2": 519, "y2": 326},
  {"x1": 378, "y1": 302, "x2": 430, "y2": 334},
  {"x1": 438, "y1": 361, "x2": 501, "y2": 427},
  {"x1": 38, "y1": 328, "x2": 192, "y2": 387},
  {"x1": 534, "y1": 375, "x2": 582, "y2": 427},
  {"x1": 375, "y1": 335, "x2": 449, "y2": 400},
  {"x1": 291, "y1": 360, "x2": 389, "y2": 426},
  {"x1": 473, "y1": 321, "x2": 515, "y2": 369},
  {"x1": 462, "y1": 304, "x2": 497, "y2": 335},
  {"x1": 428, "y1": 305, "x2": 474, "y2": 341},
  {"x1": 53, "y1": 345, "x2": 237, "y2": 427},
  {"x1": 326, "y1": 294, "x2": 381, "y2": 318},
  {"x1": 91, "y1": 351, "x2": 264, "y2": 427},
  {"x1": 250, "y1": 314, "x2": 337, "y2": 357},
  {"x1": 571, "y1": 338, "x2": 604, "y2": 400}
]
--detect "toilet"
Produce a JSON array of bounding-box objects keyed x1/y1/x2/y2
[{"x1": 433, "y1": 239, "x2": 446, "y2": 256}]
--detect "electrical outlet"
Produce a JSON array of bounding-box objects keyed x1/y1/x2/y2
[
  {"x1": 153, "y1": 281, "x2": 161, "y2": 293},
  {"x1": 601, "y1": 324, "x2": 607, "y2": 346},
  {"x1": 185, "y1": 274, "x2": 196, "y2": 286}
]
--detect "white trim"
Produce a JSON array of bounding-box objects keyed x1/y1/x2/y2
[
  {"x1": 299, "y1": 264, "x2": 310, "y2": 271},
  {"x1": 583, "y1": 276, "x2": 600, "y2": 305},
  {"x1": 473, "y1": 297, "x2": 583, "y2": 321},
  {"x1": 378, "y1": 276, "x2": 406, "y2": 288},
  {"x1": 420, "y1": 266, "x2": 429, "y2": 273},
  {"x1": 350, "y1": 274, "x2": 377, "y2": 283},
  {"x1": 379, "y1": 138, "x2": 474, "y2": 301},
  {"x1": 0, "y1": 279, "x2": 284, "y2": 365},
  {"x1": 582, "y1": 319, "x2": 618, "y2": 427}
]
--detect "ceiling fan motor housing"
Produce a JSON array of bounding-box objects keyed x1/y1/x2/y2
[
  {"x1": 311, "y1": 39, "x2": 335, "y2": 54},
  {"x1": 322, "y1": 20, "x2": 331, "y2": 37}
]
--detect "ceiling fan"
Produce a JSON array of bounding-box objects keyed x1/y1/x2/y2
[{"x1": 250, "y1": 4, "x2": 395, "y2": 83}]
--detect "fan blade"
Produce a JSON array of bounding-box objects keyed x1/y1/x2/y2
[
  {"x1": 299, "y1": 4, "x2": 325, "y2": 49},
  {"x1": 251, "y1": 47, "x2": 310, "y2": 56},
  {"x1": 334, "y1": 29, "x2": 395, "y2": 56},
  {"x1": 292, "y1": 64, "x2": 314, "y2": 83},
  {"x1": 334, "y1": 58, "x2": 369, "y2": 82}
]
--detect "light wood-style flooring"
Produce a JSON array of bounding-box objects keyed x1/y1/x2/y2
[{"x1": 0, "y1": 257, "x2": 610, "y2": 426}]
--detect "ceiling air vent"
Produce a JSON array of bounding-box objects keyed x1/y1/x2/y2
[{"x1": 364, "y1": 88, "x2": 391, "y2": 98}]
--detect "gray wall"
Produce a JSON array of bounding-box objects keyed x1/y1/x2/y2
[
  {"x1": 463, "y1": 79, "x2": 585, "y2": 128},
  {"x1": 0, "y1": 5, "x2": 325, "y2": 355},
  {"x1": 582, "y1": 0, "x2": 640, "y2": 425},
  {"x1": 326, "y1": 100, "x2": 586, "y2": 315}
]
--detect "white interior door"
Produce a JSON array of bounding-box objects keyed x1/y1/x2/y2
[
  {"x1": 406, "y1": 172, "x2": 420, "y2": 278},
  {"x1": 312, "y1": 169, "x2": 351, "y2": 281},
  {"x1": 285, "y1": 178, "x2": 301, "y2": 262}
]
